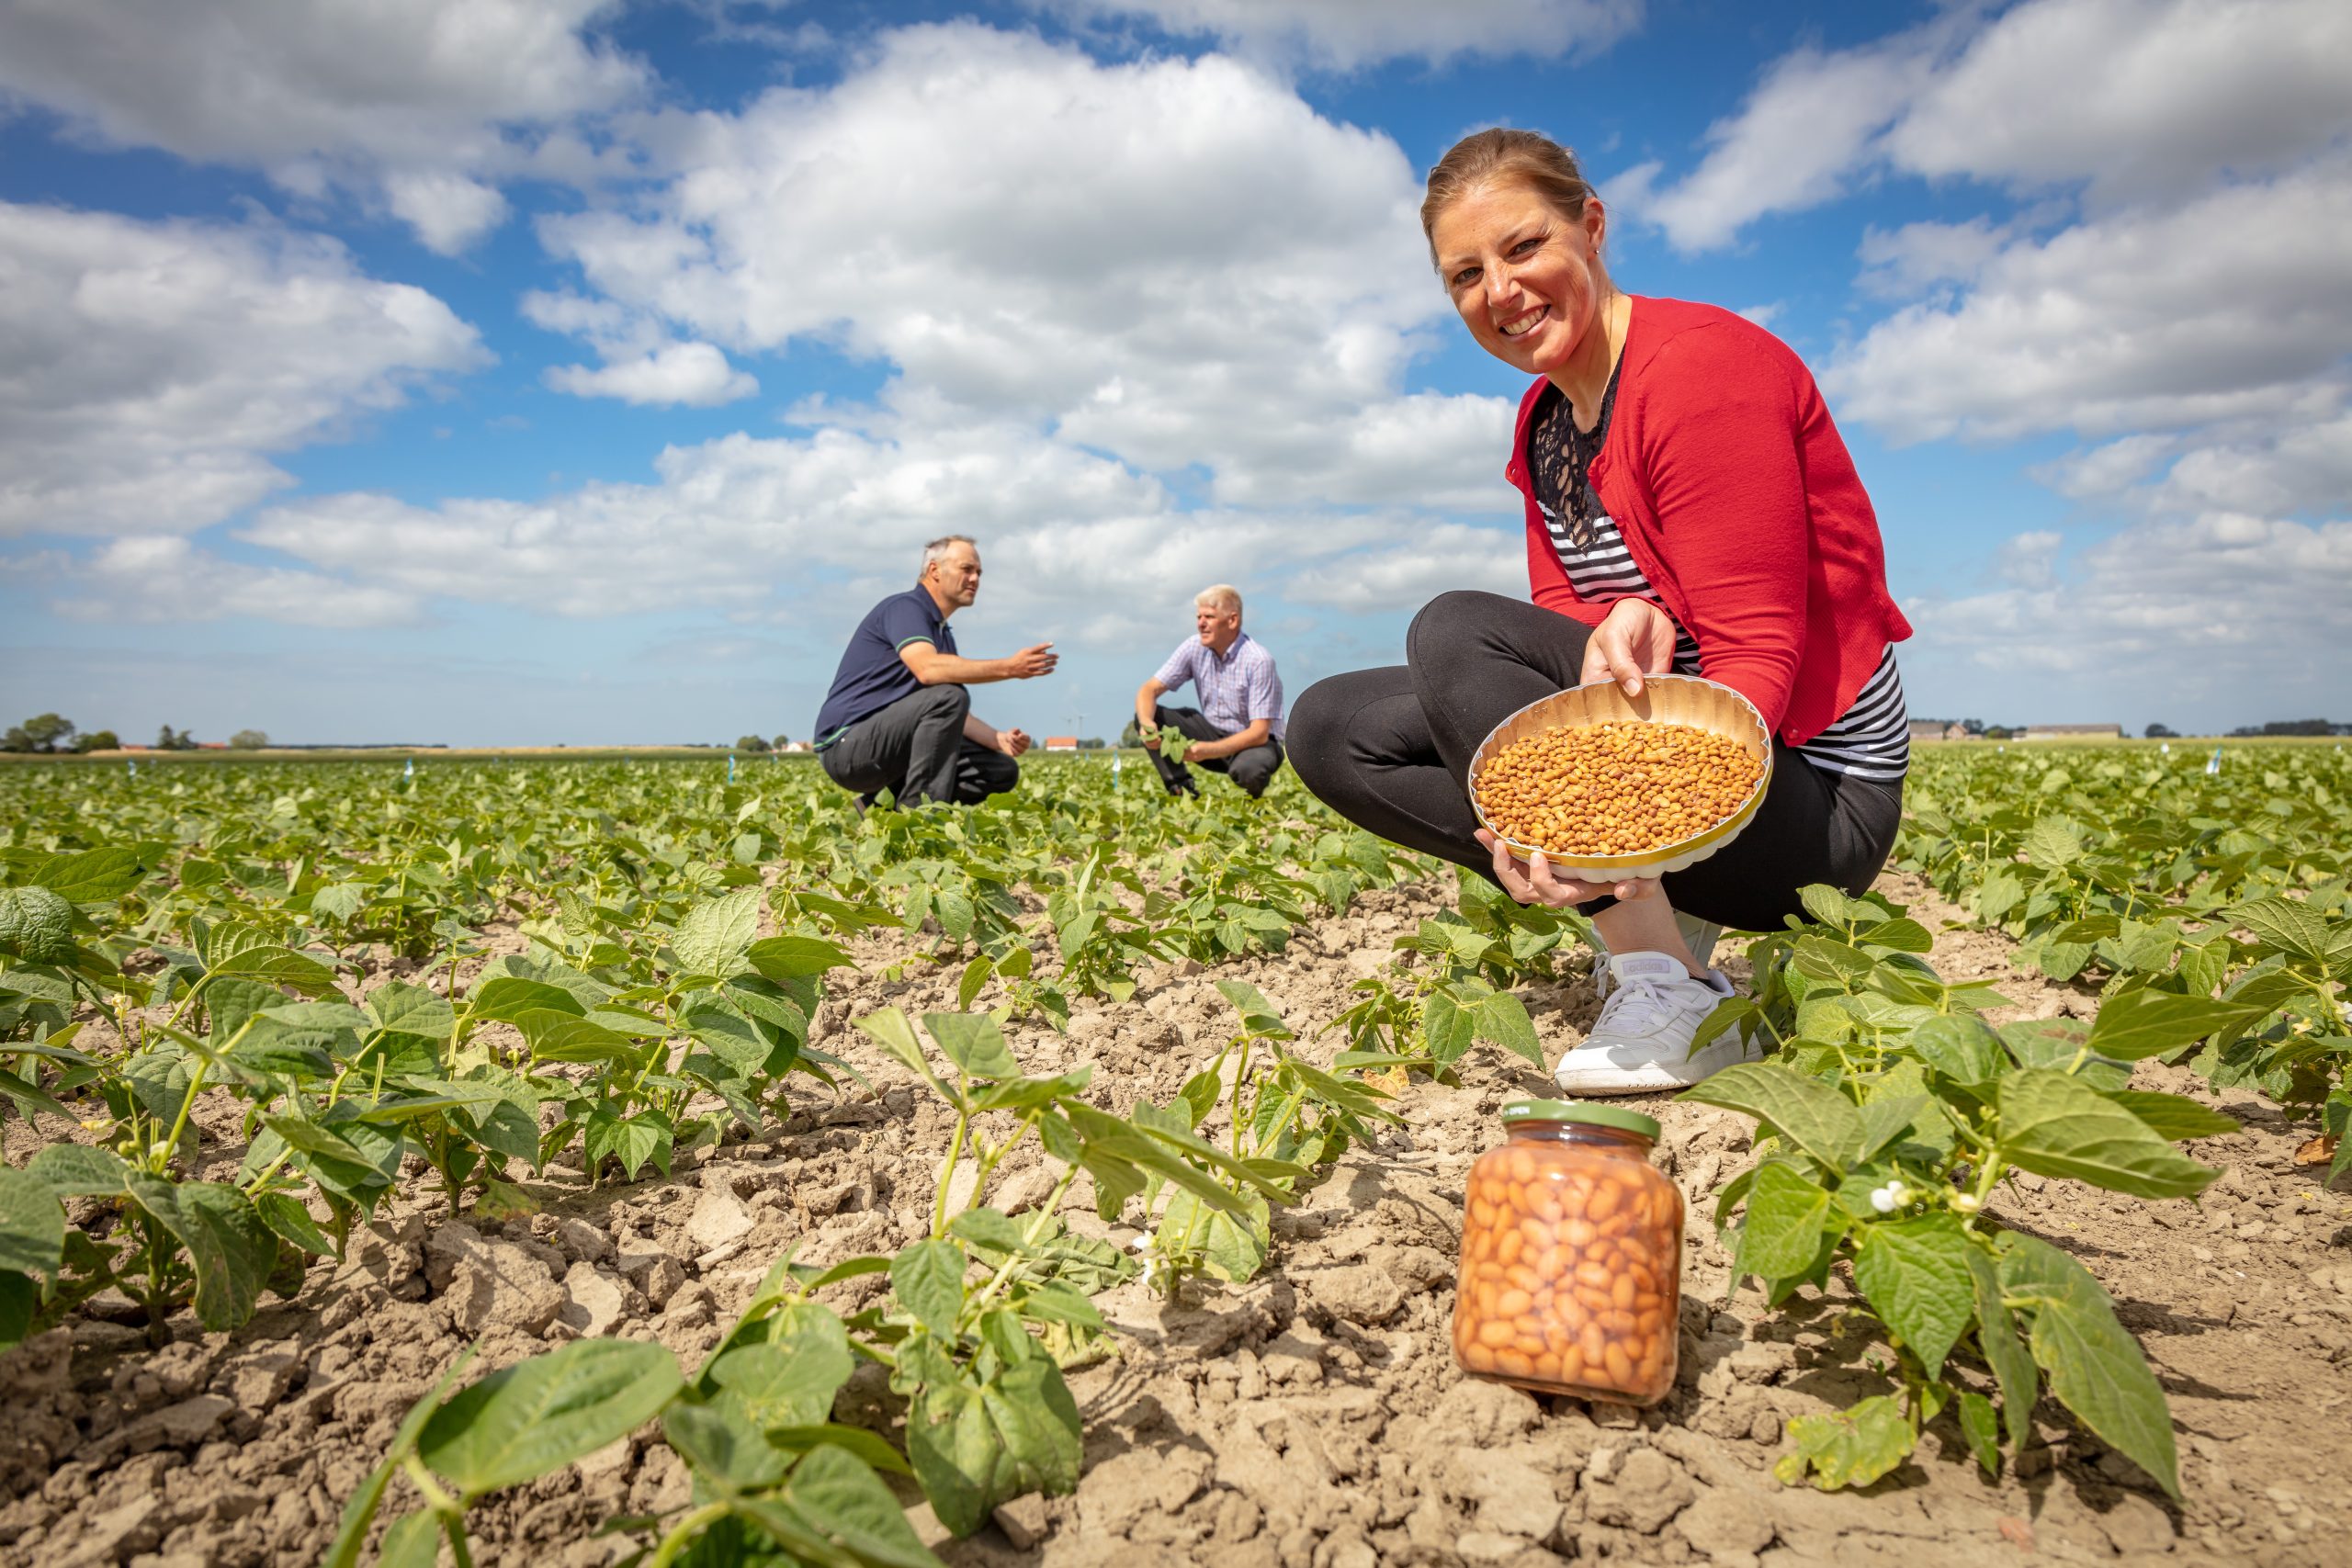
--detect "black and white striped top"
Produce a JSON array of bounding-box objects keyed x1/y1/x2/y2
[{"x1": 1528, "y1": 385, "x2": 1910, "y2": 783}]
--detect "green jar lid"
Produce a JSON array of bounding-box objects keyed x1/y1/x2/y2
[{"x1": 1500, "y1": 1099, "x2": 1661, "y2": 1143}]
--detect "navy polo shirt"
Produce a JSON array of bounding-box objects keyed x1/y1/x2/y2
[{"x1": 812, "y1": 587, "x2": 957, "y2": 749}]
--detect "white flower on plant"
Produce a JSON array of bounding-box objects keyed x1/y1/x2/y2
[
  {"x1": 1869, "y1": 1180, "x2": 1910, "y2": 1214},
  {"x1": 1951, "y1": 1191, "x2": 1982, "y2": 1215}
]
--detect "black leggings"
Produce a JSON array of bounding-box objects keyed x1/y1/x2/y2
[{"x1": 1287, "y1": 591, "x2": 1905, "y2": 931}]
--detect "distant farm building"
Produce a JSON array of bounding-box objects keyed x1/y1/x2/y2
[
  {"x1": 1044, "y1": 736, "x2": 1080, "y2": 752},
  {"x1": 2020, "y1": 724, "x2": 2124, "y2": 740}
]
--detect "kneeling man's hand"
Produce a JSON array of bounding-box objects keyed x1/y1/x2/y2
[
  {"x1": 998, "y1": 728, "x2": 1032, "y2": 758},
  {"x1": 1139, "y1": 724, "x2": 1161, "y2": 751}
]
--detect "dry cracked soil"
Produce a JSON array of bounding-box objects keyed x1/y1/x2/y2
[{"x1": 3, "y1": 871, "x2": 2349, "y2": 1568}]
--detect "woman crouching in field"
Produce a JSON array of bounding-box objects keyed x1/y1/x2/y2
[{"x1": 1291, "y1": 129, "x2": 1914, "y2": 1097}]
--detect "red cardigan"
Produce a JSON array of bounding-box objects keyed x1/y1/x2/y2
[{"x1": 1508, "y1": 297, "x2": 1912, "y2": 745}]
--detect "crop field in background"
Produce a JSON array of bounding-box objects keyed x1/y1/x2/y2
[{"x1": 0, "y1": 748, "x2": 2347, "y2": 1566}]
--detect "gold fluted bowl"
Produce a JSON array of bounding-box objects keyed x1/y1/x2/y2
[{"x1": 1467, "y1": 674, "x2": 1773, "y2": 882}]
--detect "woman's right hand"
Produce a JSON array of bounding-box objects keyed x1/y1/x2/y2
[
  {"x1": 1476, "y1": 829, "x2": 1661, "y2": 909},
  {"x1": 1578, "y1": 597, "x2": 1679, "y2": 695}
]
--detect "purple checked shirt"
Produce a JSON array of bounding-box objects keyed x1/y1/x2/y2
[{"x1": 1154, "y1": 631, "x2": 1285, "y2": 740}]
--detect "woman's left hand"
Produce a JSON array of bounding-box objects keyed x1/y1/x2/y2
[
  {"x1": 1476, "y1": 829, "x2": 1665, "y2": 908},
  {"x1": 1578, "y1": 597, "x2": 1679, "y2": 695}
]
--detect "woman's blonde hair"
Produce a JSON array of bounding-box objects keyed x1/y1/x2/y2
[{"x1": 1419, "y1": 128, "x2": 1597, "y2": 273}]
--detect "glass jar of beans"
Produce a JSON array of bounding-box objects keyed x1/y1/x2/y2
[{"x1": 1452, "y1": 1100, "x2": 1683, "y2": 1405}]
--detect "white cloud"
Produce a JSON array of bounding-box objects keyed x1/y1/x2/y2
[
  {"x1": 1907, "y1": 512, "x2": 2352, "y2": 696},
  {"x1": 544, "y1": 342, "x2": 758, "y2": 407},
  {"x1": 227, "y1": 416, "x2": 1430, "y2": 642},
  {"x1": 54, "y1": 536, "x2": 421, "y2": 627},
  {"x1": 535, "y1": 24, "x2": 1489, "y2": 513},
  {"x1": 1824, "y1": 156, "x2": 2352, "y2": 444},
  {"x1": 1632, "y1": 0, "x2": 2352, "y2": 252},
  {"x1": 1887, "y1": 0, "x2": 2352, "y2": 204},
  {"x1": 0, "y1": 0, "x2": 644, "y2": 250},
  {"x1": 1641, "y1": 40, "x2": 1928, "y2": 253},
  {"x1": 383, "y1": 171, "x2": 510, "y2": 256},
  {"x1": 0, "y1": 202, "x2": 489, "y2": 537},
  {"x1": 1029, "y1": 0, "x2": 1642, "y2": 71},
  {"x1": 1286, "y1": 524, "x2": 1528, "y2": 610}
]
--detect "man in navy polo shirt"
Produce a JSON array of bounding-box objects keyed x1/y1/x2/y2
[
  {"x1": 1133, "y1": 584, "x2": 1285, "y2": 799},
  {"x1": 813, "y1": 536, "x2": 1057, "y2": 807}
]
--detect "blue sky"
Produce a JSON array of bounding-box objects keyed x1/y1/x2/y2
[{"x1": 2, "y1": 0, "x2": 2347, "y2": 746}]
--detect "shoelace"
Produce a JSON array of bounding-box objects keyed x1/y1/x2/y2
[{"x1": 1592, "y1": 973, "x2": 1692, "y2": 1036}]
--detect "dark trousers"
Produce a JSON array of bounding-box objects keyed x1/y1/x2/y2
[
  {"x1": 819, "y1": 684, "x2": 1019, "y2": 807},
  {"x1": 1286, "y1": 591, "x2": 1904, "y2": 931},
  {"x1": 1148, "y1": 705, "x2": 1285, "y2": 799}
]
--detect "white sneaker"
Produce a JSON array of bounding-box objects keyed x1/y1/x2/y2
[
  {"x1": 1592, "y1": 914, "x2": 1722, "y2": 1000},
  {"x1": 1555, "y1": 953, "x2": 1760, "y2": 1097}
]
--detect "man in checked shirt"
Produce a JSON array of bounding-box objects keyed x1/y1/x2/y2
[{"x1": 1133, "y1": 584, "x2": 1286, "y2": 799}]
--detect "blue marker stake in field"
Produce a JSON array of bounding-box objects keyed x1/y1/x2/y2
[
  {"x1": 404, "y1": 757, "x2": 413, "y2": 780},
  {"x1": 729, "y1": 753, "x2": 737, "y2": 784},
  {"x1": 2207, "y1": 747, "x2": 2223, "y2": 774}
]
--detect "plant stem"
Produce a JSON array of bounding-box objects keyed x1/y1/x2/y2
[{"x1": 648, "y1": 1502, "x2": 730, "y2": 1568}]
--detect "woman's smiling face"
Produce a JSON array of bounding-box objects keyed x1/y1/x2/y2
[{"x1": 1430, "y1": 180, "x2": 1607, "y2": 378}]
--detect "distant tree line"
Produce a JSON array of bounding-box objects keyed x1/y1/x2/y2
[
  {"x1": 0, "y1": 715, "x2": 278, "y2": 753},
  {"x1": 2, "y1": 714, "x2": 119, "y2": 753}
]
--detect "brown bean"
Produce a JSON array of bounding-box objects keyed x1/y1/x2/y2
[
  {"x1": 1496, "y1": 1349, "x2": 1535, "y2": 1380},
  {"x1": 1495, "y1": 1288, "x2": 1532, "y2": 1318},
  {"x1": 1477, "y1": 1318, "x2": 1515, "y2": 1349}
]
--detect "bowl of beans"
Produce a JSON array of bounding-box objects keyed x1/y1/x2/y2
[{"x1": 1467, "y1": 673, "x2": 1771, "y2": 882}]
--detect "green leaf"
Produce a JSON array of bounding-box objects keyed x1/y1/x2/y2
[
  {"x1": 1998, "y1": 1235, "x2": 2180, "y2": 1501},
  {"x1": 367, "y1": 980, "x2": 454, "y2": 1040},
  {"x1": 2021, "y1": 816, "x2": 2085, "y2": 868},
  {"x1": 906, "y1": 1357, "x2": 1082, "y2": 1538},
  {"x1": 1851, "y1": 1214, "x2": 1977, "y2": 1380},
  {"x1": 664, "y1": 1400, "x2": 789, "y2": 1493},
  {"x1": 1996, "y1": 1069, "x2": 2220, "y2": 1200},
  {"x1": 0, "y1": 886, "x2": 75, "y2": 962},
  {"x1": 417, "y1": 1338, "x2": 683, "y2": 1500},
  {"x1": 1419, "y1": 986, "x2": 1475, "y2": 1068},
  {"x1": 1909, "y1": 1014, "x2": 2006, "y2": 1086},
  {"x1": 1773, "y1": 1395, "x2": 1916, "y2": 1490},
  {"x1": 853, "y1": 1007, "x2": 937, "y2": 1086},
  {"x1": 254, "y1": 1191, "x2": 334, "y2": 1257},
  {"x1": 522, "y1": 1011, "x2": 639, "y2": 1065},
  {"x1": 19, "y1": 844, "x2": 164, "y2": 904},
  {"x1": 1736, "y1": 1162, "x2": 1838, "y2": 1282},
  {"x1": 1956, "y1": 1391, "x2": 2001, "y2": 1479},
  {"x1": 1679, "y1": 1062, "x2": 1866, "y2": 1173},
  {"x1": 208, "y1": 943, "x2": 340, "y2": 998},
  {"x1": 673, "y1": 887, "x2": 763, "y2": 978},
  {"x1": 706, "y1": 1306, "x2": 854, "y2": 1429},
  {"x1": 0, "y1": 1167, "x2": 65, "y2": 1277},
  {"x1": 2087, "y1": 988, "x2": 2249, "y2": 1061},
  {"x1": 2100, "y1": 1090, "x2": 2237, "y2": 1142},
  {"x1": 1159, "y1": 1187, "x2": 1271, "y2": 1283},
  {"x1": 890, "y1": 1239, "x2": 967, "y2": 1336},
  {"x1": 2229, "y1": 897, "x2": 2336, "y2": 966},
  {"x1": 922, "y1": 1013, "x2": 1020, "y2": 1080},
  {"x1": 762, "y1": 1423, "x2": 917, "y2": 1478},
  {"x1": 28, "y1": 1142, "x2": 133, "y2": 1196},
  {"x1": 1213, "y1": 978, "x2": 1293, "y2": 1040},
  {"x1": 374, "y1": 1511, "x2": 444, "y2": 1568},
  {"x1": 745, "y1": 1444, "x2": 945, "y2": 1568},
  {"x1": 1473, "y1": 987, "x2": 1544, "y2": 1067},
  {"x1": 470, "y1": 976, "x2": 586, "y2": 1022},
  {"x1": 743, "y1": 933, "x2": 856, "y2": 984},
  {"x1": 126, "y1": 1176, "x2": 275, "y2": 1332},
  {"x1": 583, "y1": 1106, "x2": 673, "y2": 1181}
]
